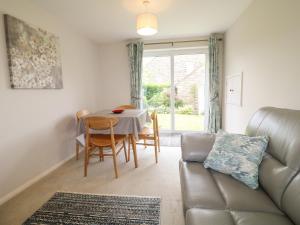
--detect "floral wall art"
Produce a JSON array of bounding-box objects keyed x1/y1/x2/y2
[{"x1": 4, "y1": 14, "x2": 63, "y2": 89}]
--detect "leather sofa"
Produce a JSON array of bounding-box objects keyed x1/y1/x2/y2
[{"x1": 179, "y1": 107, "x2": 300, "y2": 225}]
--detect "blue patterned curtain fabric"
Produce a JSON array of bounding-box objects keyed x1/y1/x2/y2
[
  {"x1": 207, "y1": 34, "x2": 222, "y2": 133},
  {"x1": 127, "y1": 41, "x2": 144, "y2": 109}
]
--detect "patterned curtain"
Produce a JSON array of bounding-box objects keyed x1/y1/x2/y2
[
  {"x1": 127, "y1": 41, "x2": 144, "y2": 109},
  {"x1": 207, "y1": 34, "x2": 222, "y2": 133}
]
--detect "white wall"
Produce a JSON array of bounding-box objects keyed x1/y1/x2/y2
[
  {"x1": 223, "y1": 0, "x2": 300, "y2": 133},
  {"x1": 96, "y1": 42, "x2": 131, "y2": 110},
  {"x1": 0, "y1": 0, "x2": 100, "y2": 203}
]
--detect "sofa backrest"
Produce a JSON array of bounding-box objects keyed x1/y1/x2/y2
[
  {"x1": 246, "y1": 107, "x2": 300, "y2": 223},
  {"x1": 282, "y1": 173, "x2": 300, "y2": 225}
]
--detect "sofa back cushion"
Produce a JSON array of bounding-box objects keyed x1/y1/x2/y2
[
  {"x1": 246, "y1": 107, "x2": 300, "y2": 209},
  {"x1": 282, "y1": 173, "x2": 300, "y2": 225}
]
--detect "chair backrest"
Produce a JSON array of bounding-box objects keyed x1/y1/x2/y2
[
  {"x1": 84, "y1": 116, "x2": 119, "y2": 146},
  {"x1": 84, "y1": 116, "x2": 119, "y2": 130},
  {"x1": 76, "y1": 109, "x2": 90, "y2": 122},
  {"x1": 246, "y1": 107, "x2": 300, "y2": 225},
  {"x1": 116, "y1": 104, "x2": 136, "y2": 110}
]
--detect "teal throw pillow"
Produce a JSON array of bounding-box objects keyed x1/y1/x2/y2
[{"x1": 204, "y1": 130, "x2": 269, "y2": 189}]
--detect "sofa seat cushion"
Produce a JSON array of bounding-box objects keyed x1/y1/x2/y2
[
  {"x1": 180, "y1": 161, "x2": 282, "y2": 214},
  {"x1": 211, "y1": 170, "x2": 283, "y2": 214},
  {"x1": 231, "y1": 211, "x2": 294, "y2": 225},
  {"x1": 186, "y1": 209, "x2": 294, "y2": 225},
  {"x1": 179, "y1": 160, "x2": 226, "y2": 211},
  {"x1": 186, "y1": 209, "x2": 233, "y2": 225}
]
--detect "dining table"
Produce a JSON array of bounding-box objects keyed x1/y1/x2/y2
[{"x1": 79, "y1": 109, "x2": 151, "y2": 168}]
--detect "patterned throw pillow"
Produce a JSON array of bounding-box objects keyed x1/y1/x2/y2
[{"x1": 204, "y1": 130, "x2": 269, "y2": 189}]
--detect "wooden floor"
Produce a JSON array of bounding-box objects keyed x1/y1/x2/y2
[{"x1": 0, "y1": 146, "x2": 185, "y2": 225}]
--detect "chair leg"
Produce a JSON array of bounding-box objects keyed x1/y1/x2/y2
[
  {"x1": 123, "y1": 140, "x2": 128, "y2": 162},
  {"x1": 111, "y1": 145, "x2": 119, "y2": 178},
  {"x1": 84, "y1": 146, "x2": 89, "y2": 177},
  {"x1": 127, "y1": 137, "x2": 131, "y2": 161},
  {"x1": 76, "y1": 143, "x2": 79, "y2": 160},
  {"x1": 154, "y1": 138, "x2": 158, "y2": 164},
  {"x1": 99, "y1": 147, "x2": 104, "y2": 161},
  {"x1": 144, "y1": 139, "x2": 147, "y2": 149},
  {"x1": 157, "y1": 134, "x2": 161, "y2": 152}
]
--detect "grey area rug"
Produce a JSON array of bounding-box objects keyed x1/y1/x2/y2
[{"x1": 23, "y1": 192, "x2": 161, "y2": 225}]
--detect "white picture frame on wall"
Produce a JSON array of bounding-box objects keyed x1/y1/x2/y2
[{"x1": 226, "y1": 73, "x2": 243, "y2": 106}]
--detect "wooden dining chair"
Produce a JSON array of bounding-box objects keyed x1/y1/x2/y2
[
  {"x1": 84, "y1": 116, "x2": 128, "y2": 178},
  {"x1": 130, "y1": 111, "x2": 160, "y2": 163},
  {"x1": 75, "y1": 109, "x2": 90, "y2": 160},
  {"x1": 116, "y1": 104, "x2": 136, "y2": 110}
]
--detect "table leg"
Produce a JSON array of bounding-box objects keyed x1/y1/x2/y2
[
  {"x1": 127, "y1": 135, "x2": 131, "y2": 162},
  {"x1": 130, "y1": 134, "x2": 138, "y2": 168}
]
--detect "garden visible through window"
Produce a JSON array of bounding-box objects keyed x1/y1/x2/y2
[{"x1": 142, "y1": 49, "x2": 207, "y2": 132}]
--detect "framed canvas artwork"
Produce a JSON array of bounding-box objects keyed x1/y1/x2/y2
[{"x1": 4, "y1": 14, "x2": 63, "y2": 89}]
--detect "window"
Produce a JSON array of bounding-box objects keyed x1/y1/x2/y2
[{"x1": 142, "y1": 48, "x2": 208, "y2": 132}]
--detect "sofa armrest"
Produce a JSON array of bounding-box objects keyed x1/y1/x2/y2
[{"x1": 181, "y1": 132, "x2": 216, "y2": 162}]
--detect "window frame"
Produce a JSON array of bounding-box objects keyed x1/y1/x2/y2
[{"x1": 143, "y1": 47, "x2": 209, "y2": 133}]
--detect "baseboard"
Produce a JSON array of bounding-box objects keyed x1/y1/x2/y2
[{"x1": 0, "y1": 152, "x2": 77, "y2": 206}]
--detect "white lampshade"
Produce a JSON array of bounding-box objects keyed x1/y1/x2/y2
[{"x1": 136, "y1": 12, "x2": 158, "y2": 36}]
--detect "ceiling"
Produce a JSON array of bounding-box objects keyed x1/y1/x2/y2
[{"x1": 32, "y1": 0, "x2": 253, "y2": 44}]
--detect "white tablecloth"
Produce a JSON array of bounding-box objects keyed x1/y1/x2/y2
[{"x1": 79, "y1": 109, "x2": 151, "y2": 139}]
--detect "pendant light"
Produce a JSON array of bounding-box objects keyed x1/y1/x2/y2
[{"x1": 136, "y1": 0, "x2": 158, "y2": 36}]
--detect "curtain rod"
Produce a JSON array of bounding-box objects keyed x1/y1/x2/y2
[{"x1": 144, "y1": 38, "x2": 223, "y2": 46}]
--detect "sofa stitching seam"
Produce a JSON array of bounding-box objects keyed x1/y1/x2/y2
[
  {"x1": 254, "y1": 110, "x2": 270, "y2": 136},
  {"x1": 228, "y1": 211, "x2": 237, "y2": 225},
  {"x1": 209, "y1": 169, "x2": 228, "y2": 209},
  {"x1": 263, "y1": 154, "x2": 300, "y2": 209},
  {"x1": 280, "y1": 169, "x2": 300, "y2": 209}
]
